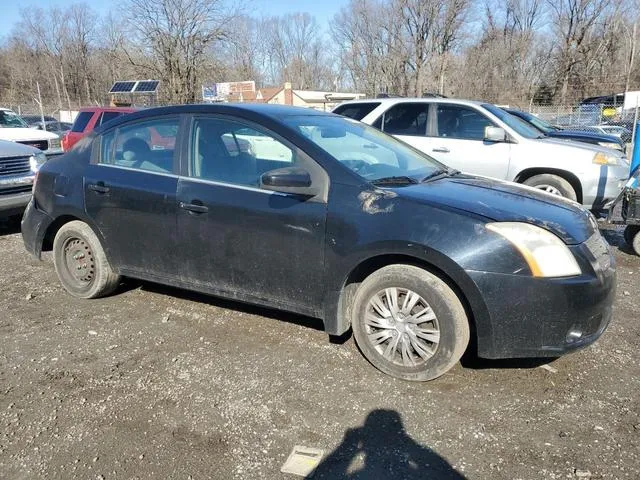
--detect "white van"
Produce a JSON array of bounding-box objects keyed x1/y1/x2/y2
[
  {"x1": 333, "y1": 98, "x2": 630, "y2": 211},
  {"x1": 0, "y1": 108, "x2": 63, "y2": 156}
]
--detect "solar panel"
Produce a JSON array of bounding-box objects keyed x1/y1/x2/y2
[
  {"x1": 109, "y1": 81, "x2": 136, "y2": 93},
  {"x1": 134, "y1": 80, "x2": 160, "y2": 93}
]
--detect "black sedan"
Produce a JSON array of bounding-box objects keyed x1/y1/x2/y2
[
  {"x1": 504, "y1": 108, "x2": 626, "y2": 152},
  {"x1": 21, "y1": 104, "x2": 616, "y2": 381}
]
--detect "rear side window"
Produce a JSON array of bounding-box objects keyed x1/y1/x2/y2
[
  {"x1": 99, "y1": 111, "x2": 124, "y2": 126},
  {"x1": 381, "y1": 103, "x2": 428, "y2": 136},
  {"x1": 71, "y1": 112, "x2": 93, "y2": 133},
  {"x1": 99, "y1": 117, "x2": 180, "y2": 174},
  {"x1": 333, "y1": 103, "x2": 380, "y2": 121}
]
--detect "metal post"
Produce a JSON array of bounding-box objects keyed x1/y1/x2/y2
[{"x1": 37, "y1": 82, "x2": 45, "y2": 127}]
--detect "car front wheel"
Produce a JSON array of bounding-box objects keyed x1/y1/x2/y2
[
  {"x1": 53, "y1": 220, "x2": 121, "y2": 299},
  {"x1": 523, "y1": 174, "x2": 577, "y2": 201},
  {"x1": 351, "y1": 265, "x2": 470, "y2": 381}
]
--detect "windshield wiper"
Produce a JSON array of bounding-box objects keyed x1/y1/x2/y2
[
  {"x1": 420, "y1": 169, "x2": 452, "y2": 183},
  {"x1": 370, "y1": 176, "x2": 419, "y2": 186}
]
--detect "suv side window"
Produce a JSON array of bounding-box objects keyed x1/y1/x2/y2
[
  {"x1": 190, "y1": 117, "x2": 295, "y2": 187},
  {"x1": 71, "y1": 111, "x2": 93, "y2": 133},
  {"x1": 333, "y1": 103, "x2": 380, "y2": 121},
  {"x1": 381, "y1": 103, "x2": 428, "y2": 136},
  {"x1": 99, "y1": 111, "x2": 124, "y2": 126},
  {"x1": 99, "y1": 117, "x2": 180, "y2": 174},
  {"x1": 435, "y1": 104, "x2": 495, "y2": 140}
]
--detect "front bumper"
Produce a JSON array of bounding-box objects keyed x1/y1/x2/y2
[
  {"x1": 583, "y1": 164, "x2": 629, "y2": 212},
  {"x1": 469, "y1": 234, "x2": 616, "y2": 359},
  {"x1": 0, "y1": 173, "x2": 35, "y2": 217}
]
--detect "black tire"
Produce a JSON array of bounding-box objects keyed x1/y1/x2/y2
[
  {"x1": 523, "y1": 174, "x2": 577, "y2": 201},
  {"x1": 351, "y1": 265, "x2": 470, "y2": 381},
  {"x1": 625, "y1": 226, "x2": 640, "y2": 255},
  {"x1": 53, "y1": 220, "x2": 120, "y2": 299}
]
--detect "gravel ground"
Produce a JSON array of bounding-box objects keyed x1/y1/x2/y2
[{"x1": 0, "y1": 218, "x2": 639, "y2": 480}]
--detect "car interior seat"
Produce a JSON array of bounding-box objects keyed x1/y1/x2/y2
[{"x1": 198, "y1": 125, "x2": 257, "y2": 185}]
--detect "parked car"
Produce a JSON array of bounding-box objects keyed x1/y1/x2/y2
[
  {"x1": 503, "y1": 108, "x2": 625, "y2": 152},
  {"x1": 588, "y1": 125, "x2": 632, "y2": 143},
  {"x1": 334, "y1": 98, "x2": 630, "y2": 212},
  {"x1": 0, "y1": 108, "x2": 63, "y2": 156},
  {"x1": 29, "y1": 120, "x2": 73, "y2": 137},
  {"x1": 0, "y1": 139, "x2": 47, "y2": 217},
  {"x1": 21, "y1": 114, "x2": 58, "y2": 127},
  {"x1": 22, "y1": 104, "x2": 616, "y2": 381},
  {"x1": 62, "y1": 107, "x2": 137, "y2": 151}
]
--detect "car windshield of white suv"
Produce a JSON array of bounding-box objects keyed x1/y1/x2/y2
[
  {"x1": 482, "y1": 104, "x2": 542, "y2": 139},
  {"x1": 0, "y1": 110, "x2": 29, "y2": 128},
  {"x1": 284, "y1": 115, "x2": 448, "y2": 184}
]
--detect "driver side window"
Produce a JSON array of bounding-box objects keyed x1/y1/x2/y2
[{"x1": 99, "y1": 117, "x2": 179, "y2": 174}]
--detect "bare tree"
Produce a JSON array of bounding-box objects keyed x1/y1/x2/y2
[{"x1": 122, "y1": 0, "x2": 237, "y2": 103}]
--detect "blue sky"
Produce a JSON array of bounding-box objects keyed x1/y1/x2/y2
[{"x1": 0, "y1": 0, "x2": 348, "y2": 36}]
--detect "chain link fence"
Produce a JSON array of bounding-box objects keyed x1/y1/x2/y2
[{"x1": 526, "y1": 103, "x2": 638, "y2": 148}]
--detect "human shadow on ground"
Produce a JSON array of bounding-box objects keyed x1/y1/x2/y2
[{"x1": 313, "y1": 409, "x2": 466, "y2": 480}]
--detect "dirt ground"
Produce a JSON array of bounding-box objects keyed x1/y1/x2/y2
[{"x1": 1, "y1": 217, "x2": 639, "y2": 480}]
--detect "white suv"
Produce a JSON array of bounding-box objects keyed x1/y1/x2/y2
[
  {"x1": 0, "y1": 108, "x2": 63, "y2": 156},
  {"x1": 333, "y1": 98, "x2": 630, "y2": 211}
]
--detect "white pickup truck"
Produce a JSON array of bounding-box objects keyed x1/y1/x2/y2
[{"x1": 0, "y1": 108, "x2": 63, "y2": 156}]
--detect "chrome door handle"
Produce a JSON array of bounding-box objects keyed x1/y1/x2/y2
[
  {"x1": 432, "y1": 147, "x2": 450, "y2": 153},
  {"x1": 87, "y1": 182, "x2": 110, "y2": 194},
  {"x1": 179, "y1": 201, "x2": 209, "y2": 214}
]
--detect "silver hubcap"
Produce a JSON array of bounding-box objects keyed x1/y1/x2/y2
[
  {"x1": 364, "y1": 287, "x2": 440, "y2": 367},
  {"x1": 535, "y1": 184, "x2": 563, "y2": 196}
]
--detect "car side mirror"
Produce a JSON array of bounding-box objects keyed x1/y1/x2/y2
[
  {"x1": 484, "y1": 126, "x2": 507, "y2": 142},
  {"x1": 260, "y1": 167, "x2": 314, "y2": 195}
]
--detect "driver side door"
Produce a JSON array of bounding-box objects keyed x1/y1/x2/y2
[{"x1": 175, "y1": 115, "x2": 329, "y2": 316}]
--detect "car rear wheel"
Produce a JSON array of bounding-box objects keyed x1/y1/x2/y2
[
  {"x1": 624, "y1": 225, "x2": 640, "y2": 255},
  {"x1": 351, "y1": 265, "x2": 470, "y2": 381},
  {"x1": 53, "y1": 221, "x2": 120, "y2": 299},
  {"x1": 523, "y1": 174, "x2": 577, "y2": 201}
]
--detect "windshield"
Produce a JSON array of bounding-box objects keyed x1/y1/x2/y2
[
  {"x1": 482, "y1": 104, "x2": 542, "y2": 139},
  {"x1": 284, "y1": 115, "x2": 446, "y2": 183},
  {"x1": 0, "y1": 110, "x2": 29, "y2": 128},
  {"x1": 513, "y1": 111, "x2": 557, "y2": 134}
]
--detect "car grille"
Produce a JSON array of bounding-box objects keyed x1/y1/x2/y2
[
  {"x1": 0, "y1": 156, "x2": 31, "y2": 177},
  {"x1": 0, "y1": 185, "x2": 32, "y2": 195},
  {"x1": 18, "y1": 140, "x2": 48, "y2": 151}
]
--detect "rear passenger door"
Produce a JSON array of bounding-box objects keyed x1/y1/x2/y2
[
  {"x1": 378, "y1": 102, "x2": 432, "y2": 153},
  {"x1": 427, "y1": 103, "x2": 512, "y2": 179},
  {"x1": 84, "y1": 116, "x2": 183, "y2": 280}
]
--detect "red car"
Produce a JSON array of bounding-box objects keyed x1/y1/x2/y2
[{"x1": 62, "y1": 107, "x2": 137, "y2": 151}]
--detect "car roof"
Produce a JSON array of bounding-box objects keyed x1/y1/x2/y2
[
  {"x1": 78, "y1": 106, "x2": 138, "y2": 113},
  {"x1": 95, "y1": 103, "x2": 330, "y2": 132},
  {"x1": 336, "y1": 97, "x2": 486, "y2": 108}
]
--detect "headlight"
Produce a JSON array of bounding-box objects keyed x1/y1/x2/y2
[
  {"x1": 592, "y1": 152, "x2": 620, "y2": 165},
  {"x1": 597, "y1": 142, "x2": 623, "y2": 151},
  {"x1": 29, "y1": 152, "x2": 47, "y2": 172},
  {"x1": 486, "y1": 222, "x2": 581, "y2": 277},
  {"x1": 48, "y1": 137, "x2": 61, "y2": 149}
]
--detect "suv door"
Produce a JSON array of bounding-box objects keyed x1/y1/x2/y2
[
  {"x1": 176, "y1": 115, "x2": 328, "y2": 315},
  {"x1": 84, "y1": 116, "x2": 183, "y2": 279},
  {"x1": 427, "y1": 103, "x2": 511, "y2": 179},
  {"x1": 377, "y1": 102, "x2": 431, "y2": 153}
]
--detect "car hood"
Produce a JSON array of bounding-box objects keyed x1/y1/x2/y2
[
  {"x1": 0, "y1": 138, "x2": 40, "y2": 157},
  {"x1": 0, "y1": 128, "x2": 57, "y2": 141},
  {"x1": 396, "y1": 174, "x2": 596, "y2": 244},
  {"x1": 536, "y1": 136, "x2": 625, "y2": 156},
  {"x1": 548, "y1": 130, "x2": 621, "y2": 144}
]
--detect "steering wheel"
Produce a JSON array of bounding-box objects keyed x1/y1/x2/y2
[{"x1": 340, "y1": 152, "x2": 378, "y2": 175}]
